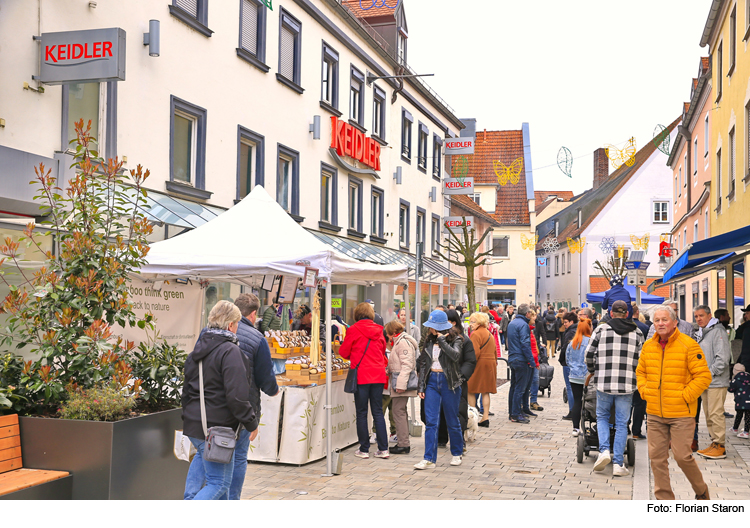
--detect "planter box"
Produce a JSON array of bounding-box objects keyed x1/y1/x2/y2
[{"x1": 19, "y1": 408, "x2": 188, "y2": 500}]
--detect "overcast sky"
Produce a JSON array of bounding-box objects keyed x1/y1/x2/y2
[{"x1": 405, "y1": 0, "x2": 710, "y2": 195}]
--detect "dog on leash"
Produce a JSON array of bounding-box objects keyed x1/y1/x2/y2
[{"x1": 465, "y1": 406, "x2": 480, "y2": 443}]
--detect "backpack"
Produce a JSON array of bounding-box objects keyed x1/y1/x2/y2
[{"x1": 545, "y1": 320, "x2": 555, "y2": 333}]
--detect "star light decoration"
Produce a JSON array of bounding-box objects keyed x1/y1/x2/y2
[
  {"x1": 542, "y1": 236, "x2": 560, "y2": 255},
  {"x1": 360, "y1": 0, "x2": 401, "y2": 9},
  {"x1": 599, "y1": 236, "x2": 617, "y2": 255}
]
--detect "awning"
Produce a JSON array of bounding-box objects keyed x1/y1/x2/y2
[
  {"x1": 663, "y1": 224, "x2": 750, "y2": 283},
  {"x1": 122, "y1": 187, "x2": 227, "y2": 230},
  {"x1": 306, "y1": 229, "x2": 460, "y2": 282},
  {"x1": 587, "y1": 283, "x2": 665, "y2": 304}
]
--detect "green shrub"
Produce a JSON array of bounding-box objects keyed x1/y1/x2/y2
[{"x1": 59, "y1": 385, "x2": 137, "y2": 422}]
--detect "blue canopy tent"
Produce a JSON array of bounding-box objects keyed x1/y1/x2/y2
[{"x1": 586, "y1": 283, "x2": 665, "y2": 304}]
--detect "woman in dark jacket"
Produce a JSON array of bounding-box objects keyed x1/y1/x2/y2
[
  {"x1": 338, "y1": 302, "x2": 389, "y2": 459},
  {"x1": 414, "y1": 310, "x2": 466, "y2": 470},
  {"x1": 182, "y1": 301, "x2": 258, "y2": 500},
  {"x1": 558, "y1": 311, "x2": 578, "y2": 420}
]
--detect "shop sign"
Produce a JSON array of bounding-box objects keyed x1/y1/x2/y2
[
  {"x1": 40, "y1": 28, "x2": 126, "y2": 84},
  {"x1": 330, "y1": 116, "x2": 381, "y2": 171},
  {"x1": 443, "y1": 177, "x2": 474, "y2": 195},
  {"x1": 444, "y1": 216, "x2": 473, "y2": 233},
  {"x1": 444, "y1": 137, "x2": 474, "y2": 155}
]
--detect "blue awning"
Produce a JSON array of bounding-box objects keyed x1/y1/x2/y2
[
  {"x1": 586, "y1": 283, "x2": 665, "y2": 305},
  {"x1": 663, "y1": 224, "x2": 750, "y2": 283}
]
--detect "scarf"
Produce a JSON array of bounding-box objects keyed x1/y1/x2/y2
[
  {"x1": 695, "y1": 317, "x2": 719, "y2": 341},
  {"x1": 204, "y1": 327, "x2": 238, "y2": 343}
]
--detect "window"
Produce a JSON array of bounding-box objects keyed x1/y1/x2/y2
[
  {"x1": 555, "y1": 256, "x2": 559, "y2": 275},
  {"x1": 729, "y1": 127, "x2": 736, "y2": 199},
  {"x1": 170, "y1": 96, "x2": 207, "y2": 190},
  {"x1": 349, "y1": 66, "x2": 365, "y2": 126},
  {"x1": 683, "y1": 228, "x2": 687, "y2": 250},
  {"x1": 577, "y1": 208, "x2": 582, "y2": 228},
  {"x1": 170, "y1": 0, "x2": 212, "y2": 37},
  {"x1": 694, "y1": 138, "x2": 698, "y2": 180},
  {"x1": 747, "y1": 103, "x2": 750, "y2": 178},
  {"x1": 554, "y1": 220, "x2": 559, "y2": 237},
  {"x1": 348, "y1": 177, "x2": 363, "y2": 233},
  {"x1": 492, "y1": 238, "x2": 509, "y2": 258},
  {"x1": 653, "y1": 201, "x2": 668, "y2": 223},
  {"x1": 416, "y1": 209, "x2": 426, "y2": 247},
  {"x1": 278, "y1": 9, "x2": 302, "y2": 92},
  {"x1": 678, "y1": 166, "x2": 682, "y2": 196},
  {"x1": 321, "y1": 43, "x2": 338, "y2": 110},
  {"x1": 237, "y1": 0, "x2": 267, "y2": 70},
  {"x1": 568, "y1": 251, "x2": 571, "y2": 273},
  {"x1": 399, "y1": 200, "x2": 410, "y2": 248},
  {"x1": 62, "y1": 82, "x2": 117, "y2": 159},
  {"x1": 396, "y1": 26, "x2": 407, "y2": 65},
  {"x1": 716, "y1": 149, "x2": 722, "y2": 212},
  {"x1": 705, "y1": 208, "x2": 709, "y2": 238},
  {"x1": 469, "y1": 193, "x2": 481, "y2": 206},
  {"x1": 237, "y1": 126, "x2": 264, "y2": 199},
  {"x1": 614, "y1": 248, "x2": 629, "y2": 269},
  {"x1": 372, "y1": 85, "x2": 385, "y2": 140},
  {"x1": 277, "y1": 144, "x2": 300, "y2": 216},
  {"x1": 320, "y1": 163, "x2": 338, "y2": 226},
  {"x1": 371, "y1": 187, "x2": 384, "y2": 238},
  {"x1": 674, "y1": 175, "x2": 679, "y2": 202},
  {"x1": 537, "y1": 263, "x2": 541, "y2": 279},
  {"x1": 705, "y1": 114, "x2": 710, "y2": 157},
  {"x1": 561, "y1": 253, "x2": 565, "y2": 274},
  {"x1": 432, "y1": 135, "x2": 443, "y2": 180},
  {"x1": 546, "y1": 258, "x2": 550, "y2": 277},
  {"x1": 683, "y1": 153, "x2": 687, "y2": 185},
  {"x1": 401, "y1": 108, "x2": 413, "y2": 161},
  {"x1": 694, "y1": 221, "x2": 699, "y2": 243},
  {"x1": 417, "y1": 123, "x2": 428, "y2": 171},
  {"x1": 431, "y1": 214, "x2": 440, "y2": 254},
  {"x1": 716, "y1": 43, "x2": 722, "y2": 102},
  {"x1": 730, "y1": 7, "x2": 737, "y2": 74}
]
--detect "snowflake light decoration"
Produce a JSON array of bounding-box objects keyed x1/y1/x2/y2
[
  {"x1": 542, "y1": 236, "x2": 560, "y2": 254},
  {"x1": 599, "y1": 236, "x2": 616, "y2": 255}
]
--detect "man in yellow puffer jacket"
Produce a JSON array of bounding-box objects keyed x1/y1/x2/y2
[{"x1": 636, "y1": 305, "x2": 712, "y2": 500}]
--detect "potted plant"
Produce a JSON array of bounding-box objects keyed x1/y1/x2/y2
[{"x1": 0, "y1": 120, "x2": 188, "y2": 499}]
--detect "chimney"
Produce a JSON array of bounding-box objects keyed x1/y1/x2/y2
[{"x1": 593, "y1": 148, "x2": 609, "y2": 190}]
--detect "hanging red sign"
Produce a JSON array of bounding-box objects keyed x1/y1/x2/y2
[
  {"x1": 330, "y1": 116, "x2": 381, "y2": 171},
  {"x1": 658, "y1": 241, "x2": 672, "y2": 258}
]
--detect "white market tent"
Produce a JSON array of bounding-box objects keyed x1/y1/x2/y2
[{"x1": 136, "y1": 185, "x2": 408, "y2": 475}]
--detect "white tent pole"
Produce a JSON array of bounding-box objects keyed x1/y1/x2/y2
[{"x1": 322, "y1": 280, "x2": 333, "y2": 477}]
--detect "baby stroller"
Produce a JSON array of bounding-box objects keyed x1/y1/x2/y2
[
  {"x1": 576, "y1": 383, "x2": 635, "y2": 466},
  {"x1": 537, "y1": 346, "x2": 554, "y2": 397}
]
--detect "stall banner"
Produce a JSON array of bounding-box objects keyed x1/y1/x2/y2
[
  {"x1": 115, "y1": 280, "x2": 203, "y2": 351},
  {"x1": 246, "y1": 389, "x2": 283, "y2": 462}
]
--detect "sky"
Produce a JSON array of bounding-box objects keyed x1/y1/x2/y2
[{"x1": 404, "y1": 0, "x2": 711, "y2": 195}]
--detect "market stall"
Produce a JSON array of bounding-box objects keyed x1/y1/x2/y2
[{"x1": 135, "y1": 186, "x2": 408, "y2": 471}]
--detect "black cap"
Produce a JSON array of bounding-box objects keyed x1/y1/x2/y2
[{"x1": 611, "y1": 300, "x2": 629, "y2": 314}]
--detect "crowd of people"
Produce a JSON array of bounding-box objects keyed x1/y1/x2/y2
[{"x1": 179, "y1": 285, "x2": 750, "y2": 500}]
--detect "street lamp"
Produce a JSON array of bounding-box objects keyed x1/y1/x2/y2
[{"x1": 658, "y1": 247, "x2": 679, "y2": 273}]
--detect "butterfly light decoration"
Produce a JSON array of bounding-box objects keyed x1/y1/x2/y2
[
  {"x1": 493, "y1": 158, "x2": 523, "y2": 186},
  {"x1": 520, "y1": 234, "x2": 538, "y2": 250},
  {"x1": 567, "y1": 237, "x2": 586, "y2": 254},
  {"x1": 557, "y1": 147, "x2": 573, "y2": 178},
  {"x1": 616, "y1": 245, "x2": 626, "y2": 259},
  {"x1": 605, "y1": 137, "x2": 637, "y2": 170},
  {"x1": 630, "y1": 233, "x2": 650, "y2": 251}
]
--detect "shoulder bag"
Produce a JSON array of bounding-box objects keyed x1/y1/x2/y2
[
  {"x1": 390, "y1": 338, "x2": 419, "y2": 391},
  {"x1": 199, "y1": 361, "x2": 240, "y2": 464},
  {"x1": 344, "y1": 339, "x2": 371, "y2": 394}
]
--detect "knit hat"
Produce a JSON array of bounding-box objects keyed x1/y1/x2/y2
[
  {"x1": 610, "y1": 274, "x2": 624, "y2": 287},
  {"x1": 734, "y1": 363, "x2": 746, "y2": 375}
]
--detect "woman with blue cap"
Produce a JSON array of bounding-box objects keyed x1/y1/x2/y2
[{"x1": 414, "y1": 309, "x2": 466, "y2": 469}]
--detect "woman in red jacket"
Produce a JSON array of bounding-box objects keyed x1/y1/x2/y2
[{"x1": 339, "y1": 302, "x2": 389, "y2": 459}]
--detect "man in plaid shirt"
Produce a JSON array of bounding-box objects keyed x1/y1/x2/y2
[{"x1": 586, "y1": 300, "x2": 644, "y2": 476}]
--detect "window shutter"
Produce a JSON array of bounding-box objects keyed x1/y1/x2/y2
[
  {"x1": 241, "y1": 0, "x2": 258, "y2": 55},
  {"x1": 279, "y1": 25, "x2": 295, "y2": 80},
  {"x1": 176, "y1": 0, "x2": 198, "y2": 17}
]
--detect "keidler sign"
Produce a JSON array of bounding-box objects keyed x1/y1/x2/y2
[
  {"x1": 443, "y1": 177, "x2": 474, "y2": 195},
  {"x1": 330, "y1": 116, "x2": 381, "y2": 171},
  {"x1": 40, "y1": 28, "x2": 126, "y2": 84},
  {"x1": 444, "y1": 137, "x2": 474, "y2": 155},
  {"x1": 444, "y1": 216, "x2": 474, "y2": 233}
]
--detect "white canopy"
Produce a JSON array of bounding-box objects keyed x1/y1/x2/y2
[{"x1": 136, "y1": 185, "x2": 408, "y2": 286}]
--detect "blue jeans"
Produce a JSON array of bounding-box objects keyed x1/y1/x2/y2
[
  {"x1": 562, "y1": 366, "x2": 574, "y2": 412},
  {"x1": 509, "y1": 363, "x2": 532, "y2": 418},
  {"x1": 595, "y1": 391, "x2": 633, "y2": 466},
  {"x1": 354, "y1": 383, "x2": 388, "y2": 453},
  {"x1": 184, "y1": 437, "x2": 234, "y2": 500},
  {"x1": 184, "y1": 428, "x2": 250, "y2": 500},
  {"x1": 424, "y1": 372, "x2": 463, "y2": 462},
  {"x1": 530, "y1": 368, "x2": 540, "y2": 404}
]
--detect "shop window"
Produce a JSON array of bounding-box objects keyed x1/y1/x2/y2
[
  {"x1": 321, "y1": 43, "x2": 339, "y2": 111},
  {"x1": 432, "y1": 135, "x2": 442, "y2": 180},
  {"x1": 399, "y1": 200, "x2": 410, "y2": 248},
  {"x1": 170, "y1": 0, "x2": 212, "y2": 37},
  {"x1": 371, "y1": 187, "x2": 384, "y2": 238},
  {"x1": 170, "y1": 96, "x2": 207, "y2": 190},
  {"x1": 417, "y1": 123, "x2": 428, "y2": 171},
  {"x1": 653, "y1": 201, "x2": 668, "y2": 223},
  {"x1": 237, "y1": 0, "x2": 268, "y2": 70},
  {"x1": 277, "y1": 9, "x2": 302, "y2": 92},
  {"x1": 277, "y1": 144, "x2": 299, "y2": 216},
  {"x1": 320, "y1": 163, "x2": 338, "y2": 226},
  {"x1": 401, "y1": 108, "x2": 413, "y2": 162},
  {"x1": 237, "y1": 126, "x2": 264, "y2": 199},
  {"x1": 62, "y1": 82, "x2": 118, "y2": 161},
  {"x1": 493, "y1": 237, "x2": 509, "y2": 258},
  {"x1": 373, "y1": 85, "x2": 385, "y2": 140},
  {"x1": 350, "y1": 66, "x2": 365, "y2": 127},
  {"x1": 348, "y1": 177, "x2": 363, "y2": 234}
]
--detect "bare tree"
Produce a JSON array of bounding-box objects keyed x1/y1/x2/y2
[
  {"x1": 593, "y1": 254, "x2": 626, "y2": 281},
  {"x1": 436, "y1": 216, "x2": 494, "y2": 314}
]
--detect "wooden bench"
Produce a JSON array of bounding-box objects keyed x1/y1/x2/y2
[{"x1": 0, "y1": 414, "x2": 72, "y2": 500}]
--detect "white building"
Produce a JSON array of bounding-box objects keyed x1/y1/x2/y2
[
  {"x1": 0, "y1": 0, "x2": 465, "y2": 324},
  {"x1": 535, "y1": 126, "x2": 678, "y2": 309}
]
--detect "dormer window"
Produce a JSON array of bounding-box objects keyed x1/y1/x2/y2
[{"x1": 397, "y1": 26, "x2": 407, "y2": 65}]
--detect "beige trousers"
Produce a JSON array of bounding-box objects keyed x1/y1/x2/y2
[
  {"x1": 390, "y1": 396, "x2": 410, "y2": 448},
  {"x1": 701, "y1": 387, "x2": 728, "y2": 445}
]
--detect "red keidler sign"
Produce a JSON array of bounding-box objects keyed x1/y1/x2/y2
[
  {"x1": 443, "y1": 177, "x2": 474, "y2": 195},
  {"x1": 444, "y1": 137, "x2": 474, "y2": 155},
  {"x1": 40, "y1": 28, "x2": 126, "y2": 84},
  {"x1": 330, "y1": 116, "x2": 381, "y2": 171},
  {"x1": 444, "y1": 216, "x2": 474, "y2": 233}
]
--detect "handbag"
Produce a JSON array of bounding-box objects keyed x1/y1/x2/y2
[
  {"x1": 199, "y1": 361, "x2": 240, "y2": 464},
  {"x1": 390, "y1": 370, "x2": 419, "y2": 392},
  {"x1": 344, "y1": 339, "x2": 371, "y2": 394}
]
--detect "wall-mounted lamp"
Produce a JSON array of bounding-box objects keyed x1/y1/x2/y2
[
  {"x1": 429, "y1": 186, "x2": 437, "y2": 202},
  {"x1": 143, "y1": 20, "x2": 160, "y2": 57},
  {"x1": 658, "y1": 247, "x2": 679, "y2": 272},
  {"x1": 309, "y1": 115, "x2": 321, "y2": 140},
  {"x1": 393, "y1": 166, "x2": 402, "y2": 184}
]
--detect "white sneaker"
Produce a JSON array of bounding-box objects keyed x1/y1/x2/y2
[
  {"x1": 369, "y1": 433, "x2": 377, "y2": 444},
  {"x1": 738, "y1": 431, "x2": 749, "y2": 439},
  {"x1": 373, "y1": 450, "x2": 390, "y2": 459},
  {"x1": 612, "y1": 463, "x2": 630, "y2": 477},
  {"x1": 593, "y1": 450, "x2": 611, "y2": 471},
  {"x1": 414, "y1": 459, "x2": 435, "y2": 470},
  {"x1": 354, "y1": 450, "x2": 369, "y2": 459},
  {"x1": 389, "y1": 434, "x2": 398, "y2": 443},
  {"x1": 731, "y1": 428, "x2": 739, "y2": 434},
  {"x1": 572, "y1": 429, "x2": 580, "y2": 437},
  {"x1": 450, "y1": 455, "x2": 462, "y2": 466}
]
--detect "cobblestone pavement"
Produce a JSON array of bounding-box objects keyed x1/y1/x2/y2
[{"x1": 241, "y1": 359, "x2": 750, "y2": 500}]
